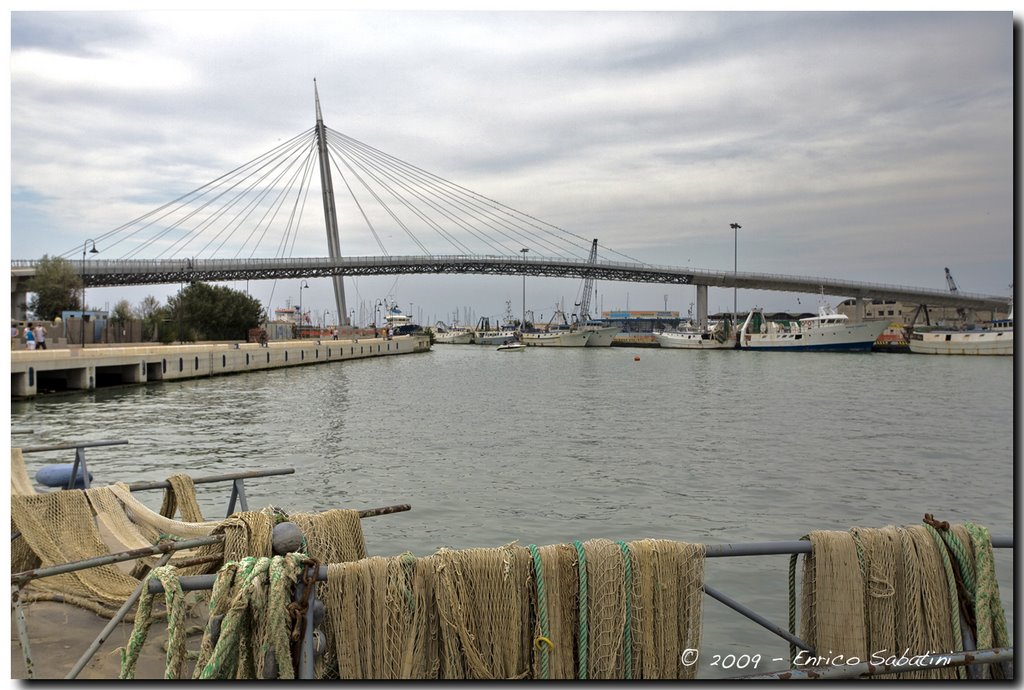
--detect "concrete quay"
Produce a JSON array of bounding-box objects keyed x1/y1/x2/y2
[{"x1": 10, "y1": 334, "x2": 431, "y2": 398}]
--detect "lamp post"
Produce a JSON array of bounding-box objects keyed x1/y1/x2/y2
[
  {"x1": 520, "y1": 247, "x2": 529, "y2": 330},
  {"x1": 80, "y1": 240, "x2": 98, "y2": 347},
  {"x1": 728, "y1": 223, "x2": 742, "y2": 329},
  {"x1": 298, "y1": 280, "x2": 309, "y2": 339}
]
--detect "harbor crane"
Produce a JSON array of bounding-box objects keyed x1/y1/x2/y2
[
  {"x1": 574, "y1": 239, "x2": 599, "y2": 322},
  {"x1": 944, "y1": 267, "x2": 972, "y2": 324},
  {"x1": 944, "y1": 267, "x2": 959, "y2": 293}
]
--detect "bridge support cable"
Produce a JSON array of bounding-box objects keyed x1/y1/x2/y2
[
  {"x1": 327, "y1": 137, "x2": 507, "y2": 256},
  {"x1": 329, "y1": 128, "x2": 650, "y2": 267},
  {"x1": 329, "y1": 130, "x2": 590, "y2": 260},
  {"x1": 58, "y1": 128, "x2": 317, "y2": 261},
  {"x1": 244, "y1": 148, "x2": 318, "y2": 260},
  {"x1": 324, "y1": 144, "x2": 449, "y2": 256},
  {"x1": 123, "y1": 132, "x2": 317, "y2": 260},
  {"x1": 329, "y1": 130, "x2": 561, "y2": 256},
  {"x1": 158, "y1": 139, "x2": 319, "y2": 261}
]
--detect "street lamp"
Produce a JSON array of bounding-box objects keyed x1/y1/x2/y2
[
  {"x1": 80, "y1": 239, "x2": 99, "y2": 347},
  {"x1": 520, "y1": 247, "x2": 530, "y2": 330},
  {"x1": 298, "y1": 280, "x2": 309, "y2": 338},
  {"x1": 728, "y1": 223, "x2": 742, "y2": 330}
]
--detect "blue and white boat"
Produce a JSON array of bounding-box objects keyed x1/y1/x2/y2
[{"x1": 738, "y1": 305, "x2": 887, "y2": 352}]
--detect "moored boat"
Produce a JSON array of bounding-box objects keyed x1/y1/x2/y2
[
  {"x1": 739, "y1": 304, "x2": 888, "y2": 352},
  {"x1": 522, "y1": 329, "x2": 592, "y2": 347},
  {"x1": 908, "y1": 307, "x2": 1013, "y2": 356},
  {"x1": 580, "y1": 320, "x2": 620, "y2": 347},
  {"x1": 433, "y1": 322, "x2": 475, "y2": 344},
  {"x1": 655, "y1": 319, "x2": 734, "y2": 350},
  {"x1": 471, "y1": 316, "x2": 518, "y2": 345}
]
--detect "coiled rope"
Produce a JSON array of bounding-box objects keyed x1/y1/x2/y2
[
  {"x1": 573, "y1": 539, "x2": 588, "y2": 679},
  {"x1": 528, "y1": 544, "x2": 551, "y2": 679}
]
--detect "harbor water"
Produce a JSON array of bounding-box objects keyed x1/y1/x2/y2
[{"x1": 11, "y1": 345, "x2": 1014, "y2": 677}]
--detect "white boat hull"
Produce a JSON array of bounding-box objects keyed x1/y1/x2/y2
[
  {"x1": 655, "y1": 331, "x2": 734, "y2": 349},
  {"x1": 496, "y1": 343, "x2": 526, "y2": 352},
  {"x1": 582, "y1": 325, "x2": 620, "y2": 347},
  {"x1": 522, "y1": 331, "x2": 592, "y2": 347},
  {"x1": 909, "y1": 329, "x2": 1013, "y2": 355},
  {"x1": 740, "y1": 317, "x2": 888, "y2": 352},
  {"x1": 472, "y1": 330, "x2": 518, "y2": 345},
  {"x1": 434, "y1": 331, "x2": 475, "y2": 344}
]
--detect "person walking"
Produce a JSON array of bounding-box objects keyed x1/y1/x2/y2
[
  {"x1": 25, "y1": 322, "x2": 36, "y2": 350},
  {"x1": 33, "y1": 322, "x2": 47, "y2": 350}
]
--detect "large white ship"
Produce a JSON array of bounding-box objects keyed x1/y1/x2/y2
[{"x1": 738, "y1": 305, "x2": 887, "y2": 352}]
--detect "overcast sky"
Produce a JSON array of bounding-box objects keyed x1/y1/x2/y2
[{"x1": 8, "y1": 10, "x2": 1014, "y2": 324}]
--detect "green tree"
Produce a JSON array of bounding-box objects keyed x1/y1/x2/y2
[
  {"x1": 167, "y1": 282, "x2": 263, "y2": 341},
  {"x1": 26, "y1": 255, "x2": 82, "y2": 320},
  {"x1": 134, "y1": 295, "x2": 166, "y2": 341},
  {"x1": 111, "y1": 299, "x2": 133, "y2": 323}
]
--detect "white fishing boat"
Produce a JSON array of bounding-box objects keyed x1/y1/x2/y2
[
  {"x1": 580, "y1": 320, "x2": 620, "y2": 347},
  {"x1": 471, "y1": 316, "x2": 518, "y2": 345},
  {"x1": 655, "y1": 319, "x2": 734, "y2": 350},
  {"x1": 908, "y1": 306, "x2": 1013, "y2": 356},
  {"x1": 432, "y1": 322, "x2": 474, "y2": 344},
  {"x1": 739, "y1": 304, "x2": 888, "y2": 352},
  {"x1": 522, "y1": 329, "x2": 592, "y2": 347}
]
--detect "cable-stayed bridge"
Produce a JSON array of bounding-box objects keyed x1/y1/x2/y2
[{"x1": 12, "y1": 86, "x2": 1010, "y2": 321}]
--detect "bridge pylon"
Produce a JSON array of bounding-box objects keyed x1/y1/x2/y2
[{"x1": 314, "y1": 80, "x2": 349, "y2": 326}]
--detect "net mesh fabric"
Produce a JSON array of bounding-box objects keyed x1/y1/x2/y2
[
  {"x1": 799, "y1": 525, "x2": 974, "y2": 680},
  {"x1": 322, "y1": 538, "x2": 706, "y2": 679}
]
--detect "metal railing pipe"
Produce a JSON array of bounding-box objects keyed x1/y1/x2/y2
[
  {"x1": 12, "y1": 535, "x2": 223, "y2": 587},
  {"x1": 19, "y1": 440, "x2": 129, "y2": 454},
  {"x1": 126, "y1": 468, "x2": 295, "y2": 492}
]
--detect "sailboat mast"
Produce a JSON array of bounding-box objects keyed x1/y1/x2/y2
[{"x1": 314, "y1": 80, "x2": 349, "y2": 326}]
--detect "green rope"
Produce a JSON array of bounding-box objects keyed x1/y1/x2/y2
[
  {"x1": 198, "y1": 556, "x2": 274, "y2": 679},
  {"x1": 787, "y1": 535, "x2": 809, "y2": 663},
  {"x1": 935, "y1": 528, "x2": 976, "y2": 604},
  {"x1": 964, "y1": 522, "x2": 1010, "y2": 677},
  {"x1": 528, "y1": 544, "x2": 550, "y2": 680},
  {"x1": 119, "y1": 565, "x2": 187, "y2": 679},
  {"x1": 616, "y1": 540, "x2": 633, "y2": 680},
  {"x1": 573, "y1": 539, "x2": 588, "y2": 680},
  {"x1": 923, "y1": 524, "x2": 966, "y2": 679}
]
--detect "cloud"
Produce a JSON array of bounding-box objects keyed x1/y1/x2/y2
[{"x1": 10, "y1": 10, "x2": 1013, "y2": 313}]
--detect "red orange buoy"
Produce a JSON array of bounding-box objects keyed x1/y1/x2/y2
[{"x1": 633, "y1": 355, "x2": 640, "y2": 361}]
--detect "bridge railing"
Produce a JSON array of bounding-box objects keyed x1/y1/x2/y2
[{"x1": 11, "y1": 255, "x2": 1007, "y2": 305}]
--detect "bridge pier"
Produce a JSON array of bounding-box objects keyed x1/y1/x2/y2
[{"x1": 696, "y1": 285, "x2": 708, "y2": 329}]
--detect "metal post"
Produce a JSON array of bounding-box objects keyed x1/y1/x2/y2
[
  {"x1": 520, "y1": 248, "x2": 529, "y2": 330},
  {"x1": 80, "y1": 239, "x2": 98, "y2": 347},
  {"x1": 297, "y1": 562, "x2": 318, "y2": 679},
  {"x1": 12, "y1": 584, "x2": 34, "y2": 679},
  {"x1": 67, "y1": 446, "x2": 91, "y2": 490},
  {"x1": 226, "y1": 478, "x2": 248, "y2": 516},
  {"x1": 703, "y1": 583, "x2": 812, "y2": 653}
]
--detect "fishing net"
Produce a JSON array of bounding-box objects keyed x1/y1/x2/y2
[
  {"x1": 10, "y1": 449, "x2": 368, "y2": 621},
  {"x1": 317, "y1": 537, "x2": 705, "y2": 680},
  {"x1": 795, "y1": 521, "x2": 1010, "y2": 680}
]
